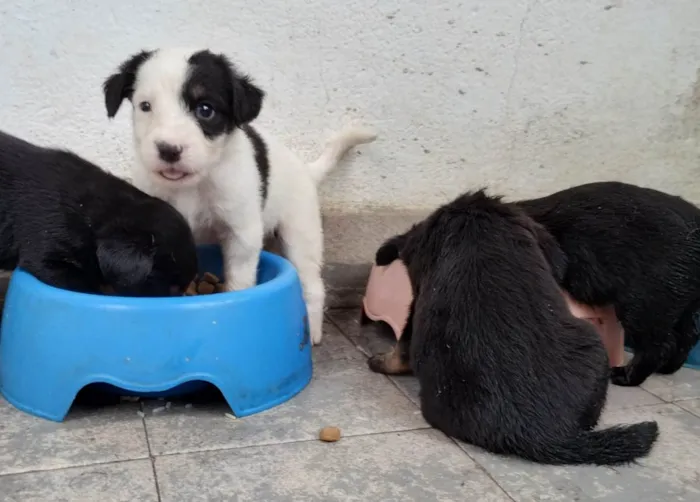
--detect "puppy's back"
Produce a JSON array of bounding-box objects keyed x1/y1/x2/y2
[
  {"x1": 518, "y1": 181, "x2": 700, "y2": 259},
  {"x1": 517, "y1": 181, "x2": 700, "y2": 304},
  {"x1": 407, "y1": 193, "x2": 607, "y2": 443}
]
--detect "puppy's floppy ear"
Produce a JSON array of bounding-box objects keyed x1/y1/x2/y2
[
  {"x1": 512, "y1": 212, "x2": 567, "y2": 282},
  {"x1": 231, "y1": 73, "x2": 265, "y2": 126},
  {"x1": 531, "y1": 222, "x2": 568, "y2": 283},
  {"x1": 375, "y1": 220, "x2": 427, "y2": 266},
  {"x1": 376, "y1": 234, "x2": 407, "y2": 266},
  {"x1": 96, "y1": 232, "x2": 155, "y2": 293},
  {"x1": 103, "y1": 50, "x2": 153, "y2": 118}
]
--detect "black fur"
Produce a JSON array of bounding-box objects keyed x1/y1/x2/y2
[
  {"x1": 518, "y1": 181, "x2": 700, "y2": 386},
  {"x1": 0, "y1": 130, "x2": 198, "y2": 296},
  {"x1": 369, "y1": 190, "x2": 658, "y2": 465},
  {"x1": 241, "y1": 124, "x2": 270, "y2": 204},
  {"x1": 103, "y1": 50, "x2": 154, "y2": 119},
  {"x1": 186, "y1": 50, "x2": 265, "y2": 130}
]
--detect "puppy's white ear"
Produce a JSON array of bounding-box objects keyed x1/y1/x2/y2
[
  {"x1": 103, "y1": 50, "x2": 153, "y2": 118},
  {"x1": 231, "y1": 74, "x2": 265, "y2": 125},
  {"x1": 96, "y1": 232, "x2": 155, "y2": 292}
]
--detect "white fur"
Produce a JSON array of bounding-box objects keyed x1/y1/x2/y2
[{"x1": 126, "y1": 48, "x2": 377, "y2": 345}]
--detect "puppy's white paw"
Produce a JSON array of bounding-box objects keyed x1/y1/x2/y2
[
  {"x1": 311, "y1": 327, "x2": 323, "y2": 346},
  {"x1": 222, "y1": 279, "x2": 255, "y2": 292}
]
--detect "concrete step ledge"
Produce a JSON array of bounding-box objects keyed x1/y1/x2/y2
[{"x1": 0, "y1": 209, "x2": 429, "y2": 309}]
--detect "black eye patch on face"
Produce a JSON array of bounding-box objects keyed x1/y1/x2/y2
[
  {"x1": 182, "y1": 62, "x2": 234, "y2": 139},
  {"x1": 184, "y1": 50, "x2": 265, "y2": 138}
]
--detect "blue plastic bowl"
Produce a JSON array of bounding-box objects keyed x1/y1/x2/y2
[
  {"x1": 685, "y1": 314, "x2": 700, "y2": 370},
  {"x1": 0, "y1": 245, "x2": 312, "y2": 422},
  {"x1": 687, "y1": 343, "x2": 700, "y2": 370}
]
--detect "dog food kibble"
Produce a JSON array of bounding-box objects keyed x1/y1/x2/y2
[
  {"x1": 319, "y1": 426, "x2": 341, "y2": 442},
  {"x1": 201, "y1": 272, "x2": 219, "y2": 285},
  {"x1": 185, "y1": 272, "x2": 225, "y2": 296},
  {"x1": 197, "y1": 281, "x2": 216, "y2": 295}
]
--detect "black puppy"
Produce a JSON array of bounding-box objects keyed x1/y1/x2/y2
[
  {"x1": 0, "y1": 130, "x2": 198, "y2": 296},
  {"x1": 517, "y1": 181, "x2": 700, "y2": 387},
  {"x1": 369, "y1": 190, "x2": 658, "y2": 465}
]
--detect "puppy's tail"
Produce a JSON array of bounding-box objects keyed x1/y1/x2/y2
[
  {"x1": 521, "y1": 421, "x2": 659, "y2": 466},
  {"x1": 308, "y1": 125, "x2": 377, "y2": 184}
]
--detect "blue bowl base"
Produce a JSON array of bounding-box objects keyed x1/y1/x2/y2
[{"x1": 1, "y1": 368, "x2": 313, "y2": 423}]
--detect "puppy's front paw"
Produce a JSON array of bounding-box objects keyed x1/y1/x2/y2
[
  {"x1": 368, "y1": 354, "x2": 389, "y2": 374},
  {"x1": 223, "y1": 279, "x2": 255, "y2": 292},
  {"x1": 311, "y1": 327, "x2": 323, "y2": 346},
  {"x1": 367, "y1": 350, "x2": 412, "y2": 375},
  {"x1": 610, "y1": 366, "x2": 633, "y2": 386}
]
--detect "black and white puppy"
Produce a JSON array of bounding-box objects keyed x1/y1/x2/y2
[
  {"x1": 0, "y1": 130, "x2": 198, "y2": 296},
  {"x1": 369, "y1": 190, "x2": 658, "y2": 465},
  {"x1": 103, "y1": 48, "x2": 377, "y2": 345},
  {"x1": 517, "y1": 181, "x2": 700, "y2": 387}
]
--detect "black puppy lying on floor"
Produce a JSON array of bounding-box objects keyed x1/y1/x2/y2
[
  {"x1": 0, "y1": 130, "x2": 198, "y2": 296},
  {"x1": 369, "y1": 190, "x2": 658, "y2": 465},
  {"x1": 517, "y1": 181, "x2": 700, "y2": 387}
]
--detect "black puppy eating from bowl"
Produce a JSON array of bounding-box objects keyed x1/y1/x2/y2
[
  {"x1": 517, "y1": 181, "x2": 700, "y2": 387},
  {"x1": 369, "y1": 190, "x2": 659, "y2": 465},
  {"x1": 0, "y1": 130, "x2": 198, "y2": 297}
]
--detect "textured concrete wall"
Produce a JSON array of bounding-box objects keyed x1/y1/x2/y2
[{"x1": 1, "y1": 0, "x2": 699, "y2": 271}]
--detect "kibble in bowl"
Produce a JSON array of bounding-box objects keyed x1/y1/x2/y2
[{"x1": 185, "y1": 272, "x2": 227, "y2": 296}]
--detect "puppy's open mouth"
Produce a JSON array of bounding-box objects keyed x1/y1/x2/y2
[{"x1": 158, "y1": 168, "x2": 190, "y2": 181}]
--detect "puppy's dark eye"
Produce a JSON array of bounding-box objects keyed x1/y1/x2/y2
[
  {"x1": 139, "y1": 101, "x2": 152, "y2": 112},
  {"x1": 195, "y1": 103, "x2": 215, "y2": 121}
]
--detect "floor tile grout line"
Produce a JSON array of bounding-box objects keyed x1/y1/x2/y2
[
  {"x1": 140, "y1": 400, "x2": 163, "y2": 502},
  {"x1": 326, "y1": 311, "x2": 376, "y2": 359},
  {"x1": 650, "y1": 393, "x2": 700, "y2": 404},
  {"x1": 0, "y1": 456, "x2": 151, "y2": 478},
  {"x1": 638, "y1": 386, "x2": 676, "y2": 404},
  {"x1": 326, "y1": 311, "x2": 424, "y2": 409},
  {"x1": 606, "y1": 400, "x2": 689, "y2": 414},
  {"x1": 448, "y1": 435, "x2": 517, "y2": 502},
  {"x1": 385, "y1": 375, "x2": 421, "y2": 409},
  {"x1": 669, "y1": 401, "x2": 700, "y2": 420},
  {"x1": 147, "y1": 425, "x2": 435, "y2": 458},
  {"x1": 0, "y1": 427, "x2": 436, "y2": 478}
]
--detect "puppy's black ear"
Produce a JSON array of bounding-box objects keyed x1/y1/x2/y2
[
  {"x1": 96, "y1": 233, "x2": 155, "y2": 293},
  {"x1": 531, "y1": 223, "x2": 568, "y2": 283},
  {"x1": 103, "y1": 50, "x2": 153, "y2": 118},
  {"x1": 376, "y1": 221, "x2": 428, "y2": 266},
  {"x1": 376, "y1": 234, "x2": 407, "y2": 266},
  {"x1": 231, "y1": 74, "x2": 265, "y2": 125}
]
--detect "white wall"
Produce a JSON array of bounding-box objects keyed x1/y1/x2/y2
[{"x1": 1, "y1": 0, "x2": 699, "y2": 215}]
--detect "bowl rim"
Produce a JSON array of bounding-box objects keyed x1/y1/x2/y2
[{"x1": 7, "y1": 250, "x2": 298, "y2": 307}]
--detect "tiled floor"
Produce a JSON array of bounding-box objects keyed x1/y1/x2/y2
[{"x1": 2, "y1": 310, "x2": 700, "y2": 501}]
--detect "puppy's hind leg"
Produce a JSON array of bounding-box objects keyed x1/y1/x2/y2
[{"x1": 278, "y1": 200, "x2": 326, "y2": 346}]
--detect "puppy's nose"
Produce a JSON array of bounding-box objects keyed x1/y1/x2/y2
[{"x1": 156, "y1": 142, "x2": 183, "y2": 163}]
